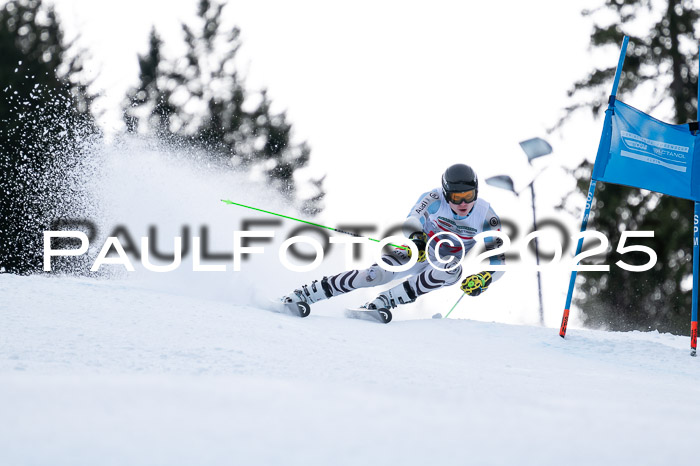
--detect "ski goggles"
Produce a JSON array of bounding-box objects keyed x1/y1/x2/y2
[{"x1": 445, "y1": 189, "x2": 477, "y2": 204}]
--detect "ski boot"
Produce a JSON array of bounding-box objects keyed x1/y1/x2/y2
[
  {"x1": 351, "y1": 302, "x2": 393, "y2": 324},
  {"x1": 346, "y1": 281, "x2": 417, "y2": 324},
  {"x1": 281, "y1": 278, "x2": 333, "y2": 318}
]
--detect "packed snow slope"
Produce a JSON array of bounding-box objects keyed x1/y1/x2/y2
[{"x1": 1, "y1": 273, "x2": 699, "y2": 466}]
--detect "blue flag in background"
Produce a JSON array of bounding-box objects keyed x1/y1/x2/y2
[{"x1": 592, "y1": 100, "x2": 700, "y2": 201}]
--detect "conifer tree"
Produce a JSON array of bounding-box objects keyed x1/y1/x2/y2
[
  {"x1": 123, "y1": 0, "x2": 320, "y2": 208},
  {"x1": 123, "y1": 28, "x2": 176, "y2": 138},
  {"x1": 0, "y1": 0, "x2": 96, "y2": 274}
]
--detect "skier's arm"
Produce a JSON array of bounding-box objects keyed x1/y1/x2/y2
[
  {"x1": 400, "y1": 190, "x2": 440, "y2": 262},
  {"x1": 460, "y1": 207, "x2": 506, "y2": 296},
  {"x1": 401, "y1": 189, "x2": 441, "y2": 237},
  {"x1": 482, "y1": 207, "x2": 505, "y2": 282}
]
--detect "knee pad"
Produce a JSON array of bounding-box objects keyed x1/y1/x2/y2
[
  {"x1": 356, "y1": 265, "x2": 388, "y2": 286},
  {"x1": 328, "y1": 265, "x2": 390, "y2": 294}
]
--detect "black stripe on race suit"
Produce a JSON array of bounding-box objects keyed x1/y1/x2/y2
[
  {"x1": 381, "y1": 254, "x2": 402, "y2": 267},
  {"x1": 416, "y1": 270, "x2": 445, "y2": 296},
  {"x1": 350, "y1": 270, "x2": 359, "y2": 289},
  {"x1": 340, "y1": 270, "x2": 359, "y2": 292},
  {"x1": 330, "y1": 270, "x2": 359, "y2": 294},
  {"x1": 330, "y1": 273, "x2": 344, "y2": 293}
]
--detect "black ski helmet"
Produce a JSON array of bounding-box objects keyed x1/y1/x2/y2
[{"x1": 442, "y1": 163, "x2": 478, "y2": 200}]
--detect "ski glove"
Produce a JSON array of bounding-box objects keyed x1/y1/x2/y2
[
  {"x1": 408, "y1": 231, "x2": 428, "y2": 263},
  {"x1": 461, "y1": 271, "x2": 493, "y2": 296}
]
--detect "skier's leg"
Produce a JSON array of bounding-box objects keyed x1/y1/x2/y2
[
  {"x1": 405, "y1": 262, "x2": 463, "y2": 297},
  {"x1": 283, "y1": 246, "x2": 412, "y2": 304},
  {"x1": 364, "y1": 262, "x2": 463, "y2": 310}
]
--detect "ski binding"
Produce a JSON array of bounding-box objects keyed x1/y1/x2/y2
[
  {"x1": 269, "y1": 299, "x2": 311, "y2": 318},
  {"x1": 345, "y1": 307, "x2": 392, "y2": 324}
]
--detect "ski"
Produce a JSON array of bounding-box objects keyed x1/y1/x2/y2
[
  {"x1": 344, "y1": 307, "x2": 392, "y2": 324},
  {"x1": 268, "y1": 299, "x2": 311, "y2": 318},
  {"x1": 286, "y1": 301, "x2": 311, "y2": 317}
]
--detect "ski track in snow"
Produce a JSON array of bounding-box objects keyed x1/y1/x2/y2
[{"x1": 1, "y1": 273, "x2": 699, "y2": 466}]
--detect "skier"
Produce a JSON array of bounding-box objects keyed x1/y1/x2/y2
[{"x1": 282, "y1": 163, "x2": 506, "y2": 322}]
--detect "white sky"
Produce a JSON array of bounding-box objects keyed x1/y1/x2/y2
[{"x1": 50, "y1": 0, "x2": 626, "y2": 326}]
